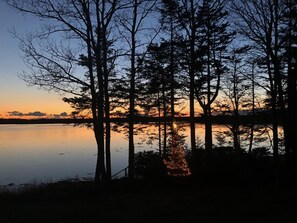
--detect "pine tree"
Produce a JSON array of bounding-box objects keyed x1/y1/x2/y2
[
  {"x1": 195, "y1": 0, "x2": 235, "y2": 152},
  {"x1": 138, "y1": 43, "x2": 170, "y2": 156}
]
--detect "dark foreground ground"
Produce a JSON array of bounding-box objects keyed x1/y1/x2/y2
[{"x1": 0, "y1": 177, "x2": 297, "y2": 223}]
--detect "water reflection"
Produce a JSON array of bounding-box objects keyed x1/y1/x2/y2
[
  {"x1": 0, "y1": 124, "x2": 96, "y2": 186},
  {"x1": 0, "y1": 123, "x2": 283, "y2": 186}
]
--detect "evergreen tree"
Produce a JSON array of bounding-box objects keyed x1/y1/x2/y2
[
  {"x1": 160, "y1": 0, "x2": 182, "y2": 120},
  {"x1": 194, "y1": 0, "x2": 234, "y2": 152},
  {"x1": 161, "y1": 0, "x2": 200, "y2": 152},
  {"x1": 138, "y1": 43, "x2": 171, "y2": 156}
]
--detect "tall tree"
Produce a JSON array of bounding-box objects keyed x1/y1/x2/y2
[
  {"x1": 162, "y1": 0, "x2": 200, "y2": 152},
  {"x1": 194, "y1": 0, "x2": 234, "y2": 152},
  {"x1": 139, "y1": 43, "x2": 170, "y2": 156},
  {"x1": 6, "y1": 0, "x2": 120, "y2": 183},
  {"x1": 185, "y1": 0, "x2": 199, "y2": 153},
  {"x1": 248, "y1": 61, "x2": 256, "y2": 153},
  {"x1": 231, "y1": 0, "x2": 286, "y2": 164},
  {"x1": 217, "y1": 45, "x2": 250, "y2": 150},
  {"x1": 138, "y1": 41, "x2": 185, "y2": 156},
  {"x1": 282, "y1": 0, "x2": 297, "y2": 170},
  {"x1": 116, "y1": 0, "x2": 158, "y2": 178},
  {"x1": 160, "y1": 0, "x2": 181, "y2": 121}
]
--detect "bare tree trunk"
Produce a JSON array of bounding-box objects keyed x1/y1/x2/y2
[
  {"x1": 272, "y1": 97, "x2": 279, "y2": 163},
  {"x1": 248, "y1": 63, "x2": 255, "y2": 154},
  {"x1": 128, "y1": 0, "x2": 138, "y2": 179},
  {"x1": 163, "y1": 122, "x2": 167, "y2": 156},
  {"x1": 158, "y1": 123, "x2": 162, "y2": 157},
  {"x1": 158, "y1": 93, "x2": 162, "y2": 157},
  {"x1": 123, "y1": 0, "x2": 157, "y2": 178},
  {"x1": 204, "y1": 25, "x2": 213, "y2": 153},
  {"x1": 233, "y1": 125, "x2": 240, "y2": 150},
  {"x1": 105, "y1": 88, "x2": 111, "y2": 181},
  {"x1": 290, "y1": 56, "x2": 297, "y2": 173},
  {"x1": 233, "y1": 103, "x2": 240, "y2": 150},
  {"x1": 170, "y1": 18, "x2": 175, "y2": 121},
  {"x1": 84, "y1": 4, "x2": 106, "y2": 183},
  {"x1": 189, "y1": 0, "x2": 196, "y2": 152},
  {"x1": 266, "y1": 52, "x2": 279, "y2": 163},
  {"x1": 272, "y1": 0, "x2": 285, "y2": 166},
  {"x1": 287, "y1": 3, "x2": 297, "y2": 172},
  {"x1": 205, "y1": 116, "x2": 212, "y2": 151},
  {"x1": 94, "y1": 123, "x2": 106, "y2": 183},
  {"x1": 128, "y1": 119, "x2": 135, "y2": 178},
  {"x1": 204, "y1": 106, "x2": 212, "y2": 152},
  {"x1": 103, "y1": 29, "x2": 111, "y2": 182},
  {"x1": 233, "y1": 61, "x2": 240, "y2": 151},
  {"x1": 162, "y1": 71, "x2": 167, "y2": 156}
]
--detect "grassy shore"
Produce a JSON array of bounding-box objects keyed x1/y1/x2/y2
[{"x1": 0, "y1": 178, "x2": 297, "y2": 223}]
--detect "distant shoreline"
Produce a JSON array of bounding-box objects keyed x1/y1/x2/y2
[{"x1": 0, "y1": 114, "x2": 279, "y2": 125}]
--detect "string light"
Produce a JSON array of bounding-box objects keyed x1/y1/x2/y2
[
  {"x1": 172, "y1": 122, "x2": 177, "y2": 130},
  {"x1": 163, "y1": 123, "x2": 191, "y2": 177}
]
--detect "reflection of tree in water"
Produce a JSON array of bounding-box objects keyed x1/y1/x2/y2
[
  {"x1": 213, "y1": 124, "x2": 279, "y2": 153},
  {"x1": 163, "y1": 123, "x2": 191, "y2": 177}
]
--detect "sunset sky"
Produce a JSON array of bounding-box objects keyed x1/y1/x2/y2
[
  {"x1": 0, "y1": 2, "x2": 204, "y2": 119},
  {"x1": 0, "y1": 1, "x2": 72, "y2": 118}
]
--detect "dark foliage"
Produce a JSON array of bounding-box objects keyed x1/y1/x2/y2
[
  {"x1": 190, "y1": 147, "x2": 290, "y2": 186},
  {"x1": 134, "y1": 151, "x2": 166, "y2": 177},
  {"x1": 1, "y1": 175, "x2": 297, "y2": 223}
]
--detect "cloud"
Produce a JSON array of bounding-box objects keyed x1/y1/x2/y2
[
  {"x1": 8, "y1": 111, "x2": 69, "y2": 118},
  {"x1": 27, "y1": 111, "x2": 47, "y2": 117},
  {"x1": 59, "y1": 112, "x2": 68, "y2": 117},
  {"x1": 8, "y1": 111, "x2": 47, "y2": 117},
  {"x1": 8, "y1": 111, "x2": 25, "y2": 117},
  {"x1": 51, "y1": 112, "x2": 69, "y2": 118}
]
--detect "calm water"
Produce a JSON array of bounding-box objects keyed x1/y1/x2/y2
[
  {"x1": 1, "y1": 123, "x2": 172, "y2": 186},
  {"x1": 0, "y1": 124, "x2": 125, "y2": 186},
  {"x1": 0, "y1": 123, "x2": 275, "y2": 186}
]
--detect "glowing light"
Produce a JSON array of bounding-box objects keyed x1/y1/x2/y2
[
  {"x1": 172, "y1": 122, "x2": 177, "y2": 130},
  {"x1": 163, "y1": 127, "x2": 191, "y2": 177}
]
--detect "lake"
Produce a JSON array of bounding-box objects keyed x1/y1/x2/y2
[
  {"x1": 0, "y1": 124, "x2": 128, "y2": 187},
  {"x1": 0, "y1": 123, "x2": 275, "y2": 187}
]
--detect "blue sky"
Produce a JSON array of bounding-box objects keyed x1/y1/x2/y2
[{"x1": 0, "y1": 1, "x2": 71, "y2": 118}]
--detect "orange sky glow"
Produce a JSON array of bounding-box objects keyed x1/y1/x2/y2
[{"x1": 0, "y1": 2, "x2": 257, "y2": 120}]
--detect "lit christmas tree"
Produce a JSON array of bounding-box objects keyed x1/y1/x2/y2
[{"x1": 163, "y1": 123, "x2": 191, "y2": 177}]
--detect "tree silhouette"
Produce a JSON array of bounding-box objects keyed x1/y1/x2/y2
[
  {"x1": 160, "y1": 0, "x2": 199, "y2": 153},
  {"x1": 194, "y1": 0, "x2": 234, "y2": 152},
  {"x1": 5, "y1": 0, "x2": 297, "y2": 183},
  {"x1": 6, "y1": 0, "x2": 121, "y2": 183},
  {"x1": 160, "y1": 0, "x2": 183, "y2": 120},
  {"x1": 282, "y1": 0, "x2": 297, "y2": 169},
  {"x1": 230, "y1": 0, "x2": 286, "y2": 164},
  {"x1": 216, "y1": 45, "x2": 251, "y2": 150},
  {"x1": 116, "y1": 0, "x2": 158, "y2": 178},
  {"x1": 139, "y1": 43, "x2": 171, "y2": 156}
]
